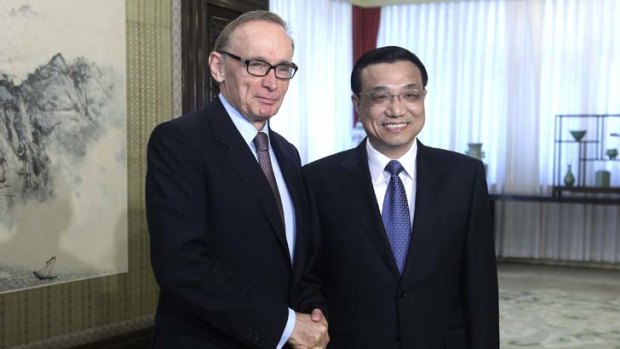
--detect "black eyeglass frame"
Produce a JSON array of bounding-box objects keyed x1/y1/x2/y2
[{"x1": 218, "y1": 50, "x2": 299, "y2": 80}]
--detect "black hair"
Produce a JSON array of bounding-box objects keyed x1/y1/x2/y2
[{"x1": 351, "y1": 46, "x2": 428, "y2": 94}]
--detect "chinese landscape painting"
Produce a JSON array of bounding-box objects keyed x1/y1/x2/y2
[{"x1": 0, "y1": 0, "x2": 127, "y2": 293}]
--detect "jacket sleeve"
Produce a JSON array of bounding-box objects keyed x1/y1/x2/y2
[
  {"x1": 464, "y1": 160, "x2": 500, "y2": 348},
  {"x1": 291, "y1": 169, "x2": 328, "y2": 317}
]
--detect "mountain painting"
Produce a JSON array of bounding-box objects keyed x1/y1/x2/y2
[{"x1": 0, "y1": 1, "x2": 127, "y2": 294}]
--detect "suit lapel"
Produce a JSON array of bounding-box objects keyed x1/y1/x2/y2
[
  {"x1": 340, "y1": 141, "x2": 401, "y2": 279},
  {"x1": 208, "y1": 101, "x2": 290, "y2": 262},
  {"x1": 401, "y1": 141, "x2": 443, "y2": 284}
]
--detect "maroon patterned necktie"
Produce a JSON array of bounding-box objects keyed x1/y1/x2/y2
[{"x1": 253, "y1": 132, "x2": 284, "y2": 225}]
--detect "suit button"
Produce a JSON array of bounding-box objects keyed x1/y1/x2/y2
[{"x1": 397, "y1": 290, "x2": 408, "y2": 298}]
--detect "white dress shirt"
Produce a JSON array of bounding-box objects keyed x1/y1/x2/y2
[{"x1": 366, "y1": 139, "x2": 417, "y2": 225}]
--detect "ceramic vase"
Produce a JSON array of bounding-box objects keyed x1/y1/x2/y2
[
  {"x1": 595, "y1": 170, "x2": 610, "y2": 187},
  {"x1": 466, "y1": 143, "x2": 484, "y2": 160},
  {"x1": 563, "y1": 165, "x2": 575, "y2": 187}
]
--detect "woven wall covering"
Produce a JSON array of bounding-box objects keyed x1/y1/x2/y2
[{"x1": 0, "y1": 0, "x2": 172, "y2": 347}]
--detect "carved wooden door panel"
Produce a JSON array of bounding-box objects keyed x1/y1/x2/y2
[{"x1": 181, "y1": 0, "x2": 268, "y2": 113}]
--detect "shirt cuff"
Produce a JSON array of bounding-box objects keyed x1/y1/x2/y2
[{"x1": 277, "y1": 308, "x2": 296, "y2": 349}]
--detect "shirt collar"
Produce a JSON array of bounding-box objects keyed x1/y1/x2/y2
[
  {"x1": 219, "y1": 94, "x2": 269, "y2": 147},
  {"x1": 366, "y1": 138, "x2": 418, "y2": 184}
]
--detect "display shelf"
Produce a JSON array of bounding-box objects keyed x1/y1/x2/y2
[
  {"x1": 490, "y1": 192, "x2": 620, "y2": 205},
  {"x1": 553, "y1": 114, "x2": 620, "y2": 197},
  {"x1": 552, "y1": 185, "x2": 620, "y2": 195}
]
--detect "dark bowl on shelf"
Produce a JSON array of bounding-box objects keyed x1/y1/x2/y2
[
  {"x1": 607, "y1": 148, "x2": 618, "y2": 160},
  {"x1": 569, "y1": 130, "x2": 587, "y2": 142}
]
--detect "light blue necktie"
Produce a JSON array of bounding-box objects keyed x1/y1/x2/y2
[{"x1": 382, "y1": 160, "x2": 411, "y2": 274}]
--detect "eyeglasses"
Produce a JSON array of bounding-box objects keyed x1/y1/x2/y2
[
  {"x1": 358, "y1": 89, "x2": 426, "y2": 106},
  {"x1": 218, "y1": 51, "x2": 298, "y2": 80}
]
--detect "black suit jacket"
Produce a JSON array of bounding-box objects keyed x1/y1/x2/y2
[
  {"x1": 303, "y1": 140, "x2": 499, "y2": 349},
  {"x1": 146, "y1": 99, "x2": 323, "y2": 348}
]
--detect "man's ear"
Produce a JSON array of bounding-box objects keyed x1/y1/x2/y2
[
  {"x1": 209, "y1": 51, "x2": 224, "y2": 83},
  {"x1": 351, "y1": 94, "x2": 361, "y2": 116}
]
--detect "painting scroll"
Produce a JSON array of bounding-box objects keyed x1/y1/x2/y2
[{"x1": 0, "y1": 0, "x2": 127, "y2": 293}]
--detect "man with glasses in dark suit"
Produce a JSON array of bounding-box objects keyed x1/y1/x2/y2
[{"x1": 146, "y1": 10, "x2": 328, "y2": 349}]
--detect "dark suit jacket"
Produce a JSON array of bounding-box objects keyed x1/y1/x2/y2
[
  {"x1": 303, "y1": 140, "x2": 499, "y2": 349},
  {"x1": 145, "y1": 98, "x2": 323, "y2": 348}
]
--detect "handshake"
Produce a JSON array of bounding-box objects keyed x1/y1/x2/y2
[{"x1": 288, "y1": 309, "x2": 330, "y2": 349}]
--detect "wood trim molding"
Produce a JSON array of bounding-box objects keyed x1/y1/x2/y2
[
  {"x1": 70, "y1": 328, "x2": 152, "y2": 349},
  {"x1": 350, "y1": 0, "x2": 460, "y2": 7}
]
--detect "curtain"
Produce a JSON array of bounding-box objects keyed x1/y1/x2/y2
[
  {"x1": 352, "y1": 5, "x2": 381, "y2": 125},
  {"x1": 352, "y1": 6, "x2": 381, "y2": 63},
  {"x1": 377, "y1": 0, "x2": 620, "y2": 193},
  {"x1": 270, "y1": 0, "x2": 354, "y2": 163},
  {"x1": 376, "y1": 0, "x2": 620, "y2": 263},
  {"x1": 265, "y1": 0, "x2": 620, "y2": 262}
]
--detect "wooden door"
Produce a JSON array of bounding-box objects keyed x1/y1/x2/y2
[{"x1": 181, "y1": 0, "x2": 268, "y2": 113}]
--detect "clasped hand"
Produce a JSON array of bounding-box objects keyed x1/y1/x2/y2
[{"x1": 288, "y1": 308, "x2": 329, "y2": 349}]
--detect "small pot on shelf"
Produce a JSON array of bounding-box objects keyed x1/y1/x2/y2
[
  {"x1": 569, "y1": 130, "x2": 586, "y2": 142},
  {"x1": 563, "y1": 165, "x2": 575, "y2": 187}
]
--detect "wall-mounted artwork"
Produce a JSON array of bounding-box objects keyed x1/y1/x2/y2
[{"x1": 0, "y1": 0, "x2": 127, "y2": 294}]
